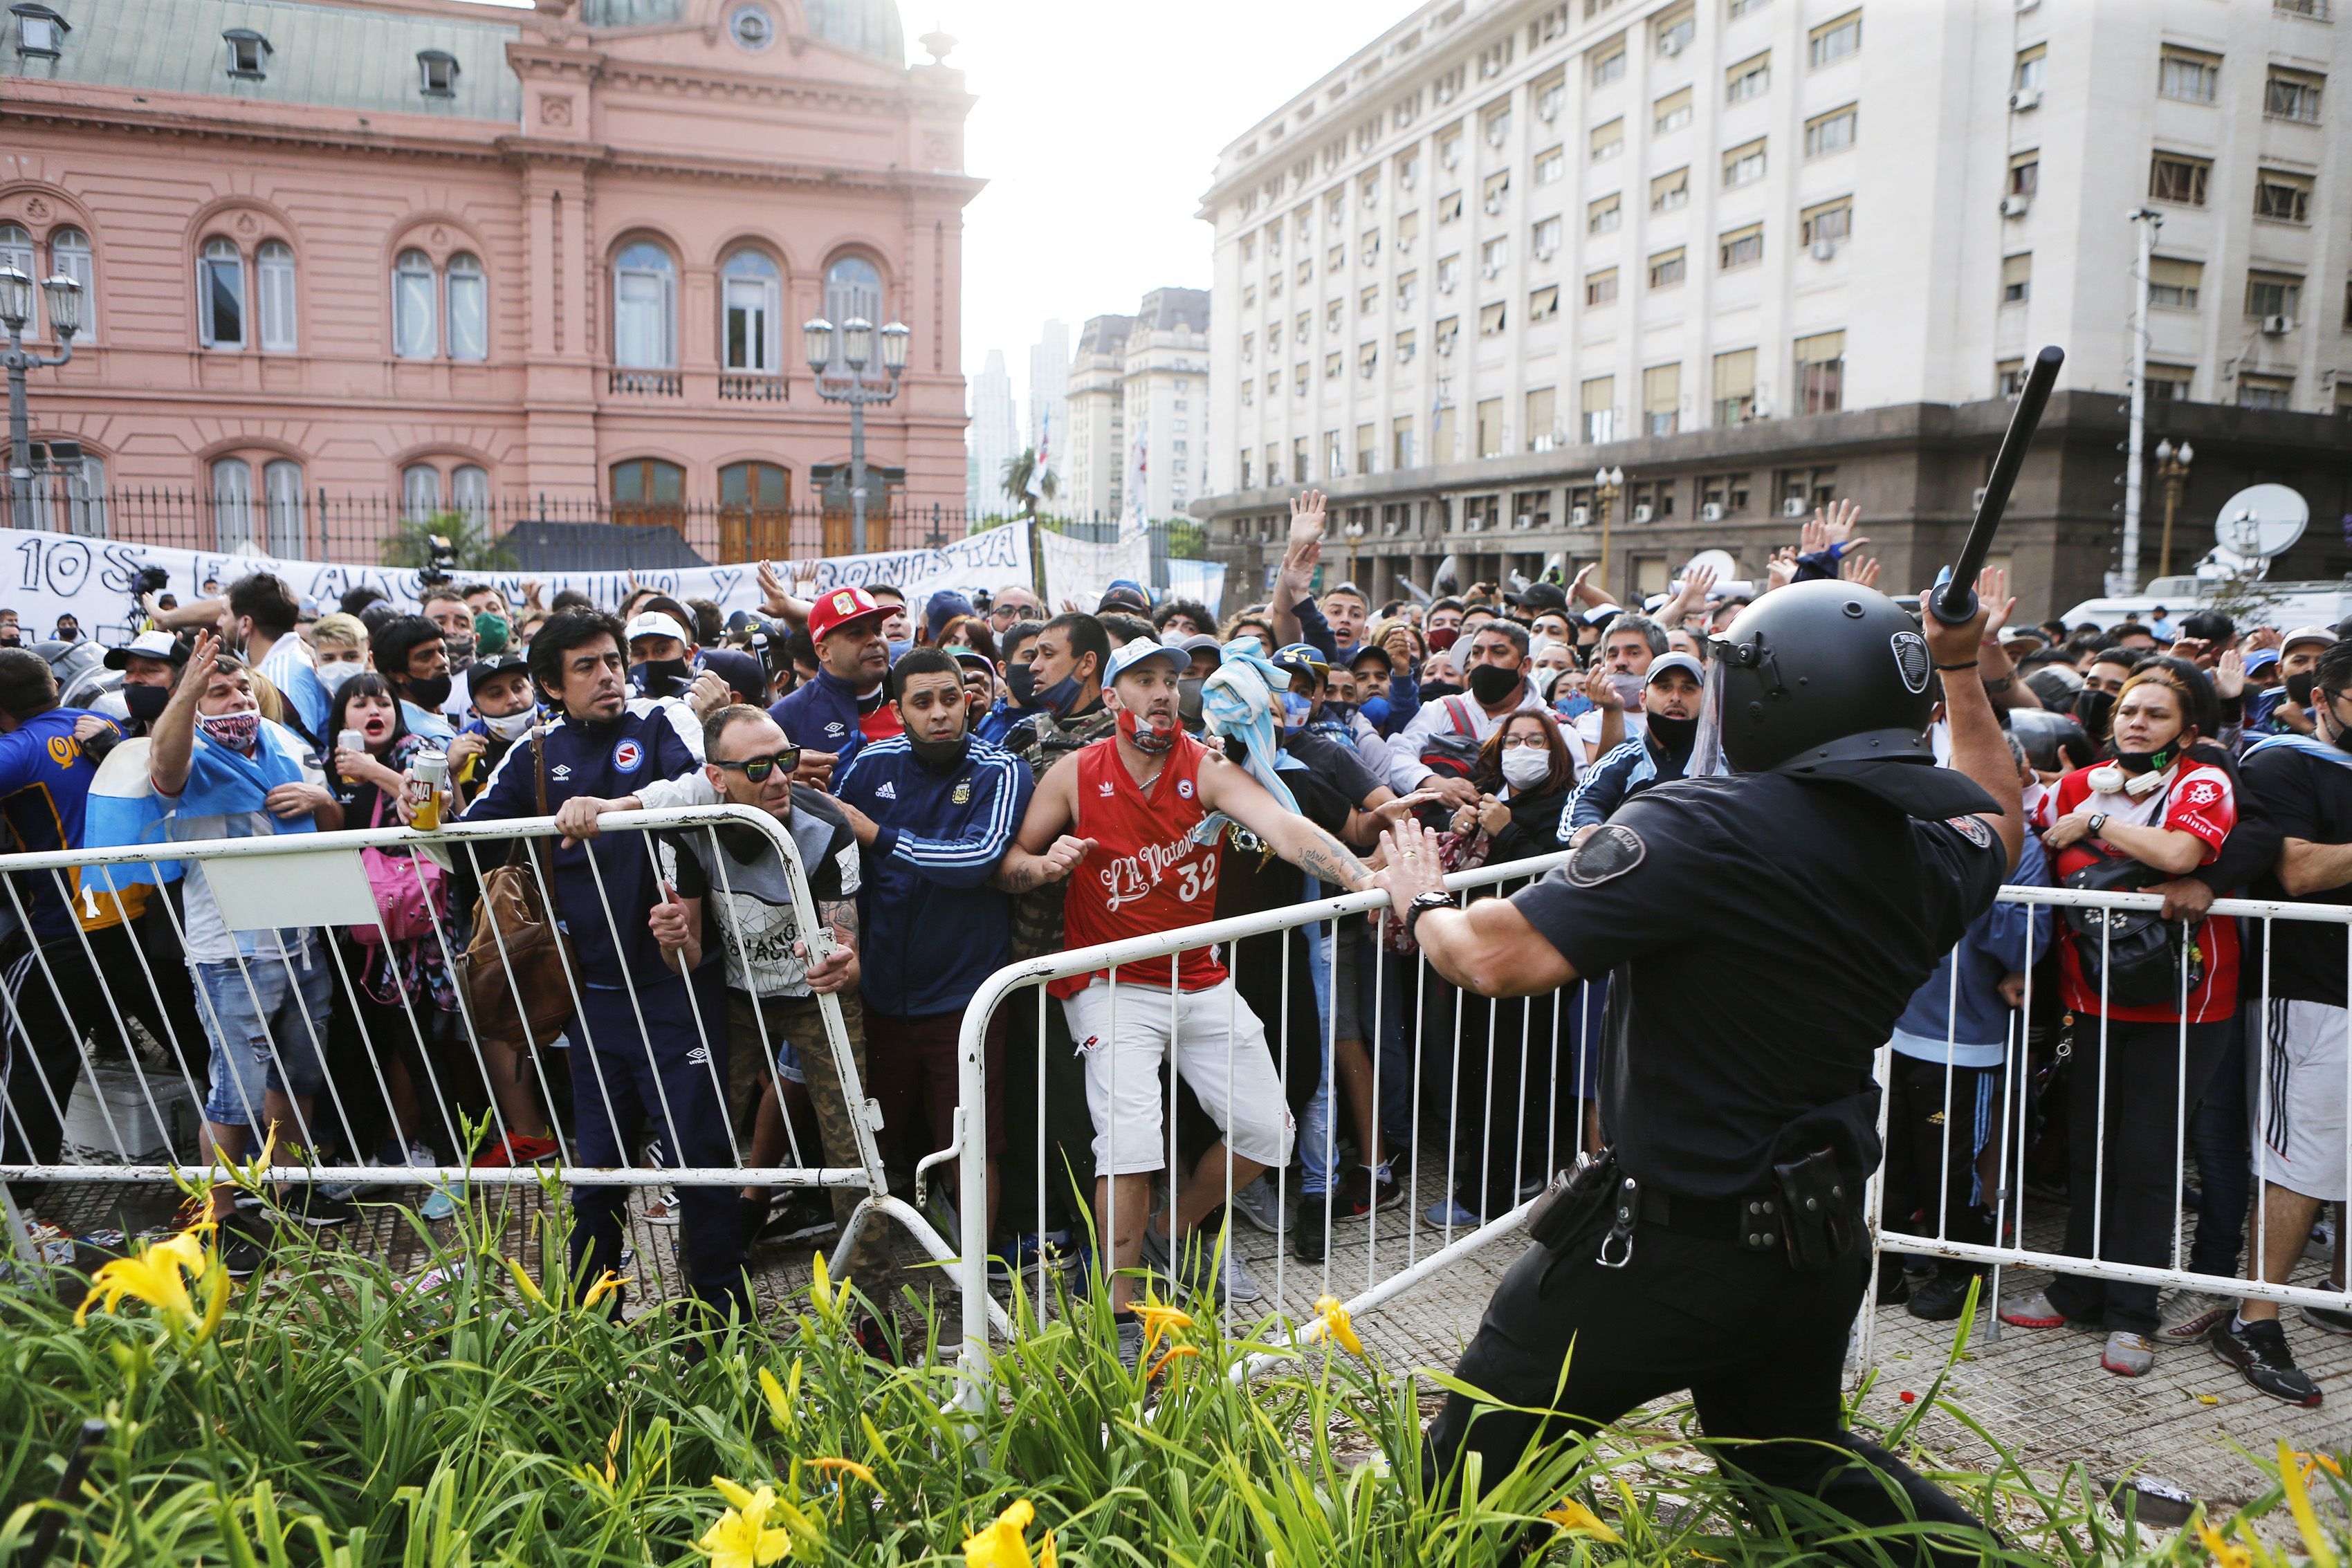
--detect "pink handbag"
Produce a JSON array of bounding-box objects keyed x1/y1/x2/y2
[{"x1": 353, "y1": 793, "x2": 449, "y2": 947}]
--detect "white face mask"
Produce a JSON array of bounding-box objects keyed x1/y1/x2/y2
[
  {"x1": 481, "y1": 708, "x2": 538, "y2": 741},
  {"x1": 1501, "y1": 748, "x2": 1552, "y2": 791},
  {"x1": 316, "y1": 661, "x2": 362, "y2": 697}
]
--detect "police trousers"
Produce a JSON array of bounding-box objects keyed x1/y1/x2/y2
[
  {"x1": 565, "y1": 971, "x2": 750, "y2": 1323},
  {"x1": 1424, "y1": 1219, "x2": 1992, "y2": 1567}
]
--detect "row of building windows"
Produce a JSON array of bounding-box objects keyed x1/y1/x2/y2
[
  {"x1": 5, "y1": 221, "x2": 888, "y2": 372},
  {"x1": 2148, "y1": 151, "x2": 2324, "y2": 225}
]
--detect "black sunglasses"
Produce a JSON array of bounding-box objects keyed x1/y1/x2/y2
[{"x1": 713, "y1": 747, "x2": 801, "y2": 782}]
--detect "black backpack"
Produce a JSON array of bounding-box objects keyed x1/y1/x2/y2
[{"x1": 2059, "y1": 849, "x2": 2204, "y2": 1011}]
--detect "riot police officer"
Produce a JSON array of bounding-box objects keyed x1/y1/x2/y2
[{"x1": 1372, "y1": 573, "x2": 2022, "y2": 1563}]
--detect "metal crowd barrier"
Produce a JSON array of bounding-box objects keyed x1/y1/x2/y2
[
  {"x1": 1865, "y1": 883, "x2": 2352, "y2": 1370},
  {"x1": 0, "y1": 805, "x2": 962, "y2": 1303}
]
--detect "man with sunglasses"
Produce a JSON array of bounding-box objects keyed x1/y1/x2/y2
[
  {"x1": 834, "y1": 647, "x2": 1035, "y2": 1273},
  {"x1": 460, "y1": 608, "x2": 748, "y2": 1330}
]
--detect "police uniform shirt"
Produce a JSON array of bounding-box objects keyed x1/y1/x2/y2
[
  {"x1": 1512, "y1": 771, "x2": 2006, "y2": 1198},
  {"x1": 2243, "y1": 742, "x2": 2352, "y2": 1008}
]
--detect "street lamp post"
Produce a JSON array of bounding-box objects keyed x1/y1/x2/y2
[
  {"x1": 0, "y1": 266, "x2": 83, "y2": 531},
  {"x1": 2153, "y1": 437, "x2": 2193, "y2": 581},
  {"x1": 803, "y1": 315, "x2": 910, "y2": 555},
  {"x1": 1592, "y1": 465, "x2": 1626, "y2": 593}
]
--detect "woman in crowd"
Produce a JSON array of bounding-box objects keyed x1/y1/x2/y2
[
  {"x1": 2001, "y1": 661, "x2": 2239, "y2": 1378},
  {"x1": 324, "y1": 673, "x2": 460, "y2": 1192}
]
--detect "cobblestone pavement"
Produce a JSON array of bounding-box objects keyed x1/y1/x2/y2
[{"x1": 24, "y1": 1164, "x2": 2349, "y2": 1515}]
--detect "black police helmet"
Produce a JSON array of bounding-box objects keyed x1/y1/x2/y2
[{"x1": 1709, "y1": 580, "x2": 1936, "y2": 773}]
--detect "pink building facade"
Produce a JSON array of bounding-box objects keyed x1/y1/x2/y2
[{"x1": 0, "y1": 0, "x2": 975, "y2": 562}]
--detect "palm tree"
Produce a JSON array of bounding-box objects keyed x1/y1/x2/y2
[
  {"x1": 379, "y1": 509, "x2": 515, "y2": 572},
  {"x1": 999, "y1": 448, "x2": 1058, "y2": 522}
]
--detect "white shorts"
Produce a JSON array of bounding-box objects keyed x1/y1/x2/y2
[
  {"x1": 1062, "y1": 976, "x2": 1296, "y2": 1179},
  {"x1": 2252, "y1": 998, "x2": 2350, "y2": 1203}
]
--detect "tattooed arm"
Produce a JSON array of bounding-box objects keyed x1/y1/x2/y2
[
  {"x1": 1198, "y1": 757, "x2": 1374, "y2": 893},
  {"x1": 989, "y1": 757, "x2": 1097, "y2": 894},
  {"x1": 798, "y1": 896, "x2": 861, "y2": 996}
]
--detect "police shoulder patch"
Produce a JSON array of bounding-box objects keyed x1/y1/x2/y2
[
  {"x1": 1565, "y1": 822, "x2": 1646, "y2": 887},
  {"x1": 1945, "y1": 814, "x2": 1994, "y2": 849}
]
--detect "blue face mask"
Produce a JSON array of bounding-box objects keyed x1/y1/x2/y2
[
  {"x1": 1033, "y1": 672, "x2": 1084, "y2": 717},
  {"x1": 1279, "y1": 691, "x2": 1313, "y2": 731}
]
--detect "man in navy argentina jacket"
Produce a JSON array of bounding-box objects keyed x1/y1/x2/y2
[
  {"x1": 832, "y1": 647, "x2": 1033, "y2": 1244},
  {"x1": 458, "y1": 609, "x2": 749, "y2": 1326}
]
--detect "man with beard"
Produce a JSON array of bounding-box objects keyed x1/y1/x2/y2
[
  {"x1": 770, "y1": 587, "x2": 899, "y2": 783},
  {"x1": 1563, "y1": 652, "x2": 1705, "y2": 842},
  {"x1": 368, "y1": 616, "x2": 459, "y2": 744},
  {"x1": 1388, "y1": 619, "x2": 1547, "y2": 808}
]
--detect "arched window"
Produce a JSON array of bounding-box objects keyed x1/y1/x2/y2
[
  {"x1": 611, "y1": 457, "x2": 684, "y2": 531},
  {"x1": 256, "y1": 240, "x2": 296, "y2": 351},
  {"x1": 199, "y1": 237, "x2": 245, "y2": 349},
  {"x1": 262, "y1": 459, "x2": 304, "y2": 557},
  {"x1": 446, "y1": 253, "x2": 486, "y2": 361},
  {"x1": 612, "y1": 241, "x2": 676, "y2": 368},
  {"x1": 47, "y1": 228, "x2": 91, "y2": 342},
  {"x1": 402, "y1": 462, "x2": 443, "y2": 522},
  {"x1": 721, "y1": 249, "x2": 780, "y2": 373},
  {"x1": 452, "y1": 463, "x2": 490, "y2": 523},
  {"x1": 821, "y1": 255, "x2": 882, "y2": 366},
  {"x1": 393, "y1": 248, "x2": 437, "y2": 358},
  {"x1": 0, "y1": 223, "x2": 33, "y2": 288},
  {"x1": 210, "y1": 456, "x2": 254, "y2": 551},
  {"x1": 718, "y1": 459, "x2": 790, "y2": 560}
]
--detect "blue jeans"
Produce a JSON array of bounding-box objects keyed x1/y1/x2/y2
[{"x1": 195, "y1": 948, "x2": 332, "y2": 1128}]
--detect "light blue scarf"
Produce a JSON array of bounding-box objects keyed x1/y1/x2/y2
[{"x1": 1195, "y1": 635, "x2": 1301, "y2": 842}]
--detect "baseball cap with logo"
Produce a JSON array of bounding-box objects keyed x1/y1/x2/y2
[
  {"x1": 807, "y1": 586, "x2": 888, "y2": 643},
  {"x1": 104, "y1": 630, "x2": 190, "y2": 669},
  {"x1": 1098, "y1": 578, "x2": 1154, "y2": 616},
  {"x1": 623, "y1": 611, "x2": 694, "y2": 649},
  {"x1": 1104, "y1": 636, "x2": 1188, "y2": 684}
]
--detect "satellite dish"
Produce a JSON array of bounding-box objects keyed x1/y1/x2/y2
[
  {"x1": 2212, "y1": 483, "x2": 2307, "y2": 565},
  {"x1": 1683, "y1": 548, "x2": 1740, "y2": 584}
]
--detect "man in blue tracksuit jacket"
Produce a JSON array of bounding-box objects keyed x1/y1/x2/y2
[
  {"x1": 833, "y1": 647, "x2": 1033, "y2": 1246},
  {"x1": 460, "y1": 609, "x2": 747, "y2": 1324}
]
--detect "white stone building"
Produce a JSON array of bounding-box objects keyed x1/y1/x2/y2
[
  {"x1": 1029, "y1": 317, "x2": 1071, "y2": 477},
  {"x1": 1064, "y1": 313, "x2": 1133, "y2": 522},
  {"x1": 965, "y1": 346, "x2": 1019, "y2": 518},
  {"x1": 1193, "y1": 0, "x2": 2352, "y2": 617}
]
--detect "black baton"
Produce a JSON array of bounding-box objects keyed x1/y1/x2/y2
[{"x1": 1931, "y1": 343, "x2": 2064, "y2": 626}]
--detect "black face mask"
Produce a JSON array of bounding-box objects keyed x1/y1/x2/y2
[
  {"x1": 2287, "y1": 670, "x2": 2318, "y2": 706},
  {"x1": 122, "y1": 683, "x2": 171, "y2": 723},
  {"x1": 1648, "y1": 712, "x2": 1700, "y2": 756},
  {"x1": 1004, "y1": 662, "x2": 1037, "y2": 705},
  {"x1": 1467, "y1": 663, "x2": 1522, "y2": 705},
  {"x1": 1177, "y1": 676, "x2": 1206, "y2": 733},
  {"x1": 2075, "y1": 688, "x2": 2115, "y2": 741},
  {"x1": 1420, "y1": 680, "x2": 1464, "y2": 701},
  {"x1": 405, "y1": 672, "x2": 454, "y2": 711},
  {"x1": 642, "y1": 658, "x2": 692, "y2": 697},
  {"x1": 908, "y1": 732, "x2": 968, "y2": 770}
]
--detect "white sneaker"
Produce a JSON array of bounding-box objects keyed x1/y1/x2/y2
[
  {"x1": 1229, "y1": 1174, "x2": 1291, "y2": 1236},
  {"x1": 2158, "y1": 1289, "x2": 2233, "y2": 1342},
  {"x1": 2102, "y1": 1331, "x2": 2156, "y2": 1376},
  {"x1": 643, "y1": 1186, "x2": 682, "y2": 1226},
  {"x1": 404, "y1": 1138, "x2": 437, "y2": 1169}
]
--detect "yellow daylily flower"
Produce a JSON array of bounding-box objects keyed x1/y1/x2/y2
[
  {"x1": 599, "y1": 1424, "x2": 622, "y2": 1485},
  {"x1": 808, "y1": 1251, "x2": 849, "y2": 1317},
  {"x1": 1541, "y1": 1498, "x2": 1623, "y2": 1545},
  {"x1": 2289, "y1": 1447, "x2": 2346, "y2": 1482},
  {"x1": 804, "y1": 1457, "x2": 879, "y2": 1492},
  {"x1": 1313, "y1": 1293, "x2": 1364, "y2": 1357},
  {"x1": 194, "y1": 1260, "x2": 230, "y2": 1346},
  {"x1": 1146, "y1": 1344, "x2": 1200, "y2": 1382},
  {"x1": 2194, "y1": 1513, "x2": 2251, "y2": 1568},
  {"x1": 1129, "y1": 1299, "x2": 1192, "y2": 1360},
  {"x1": 503, "y1": 1255, "x2": 546, "y2": 1307},
  {"x1": 2279, "y1": 1439, "x2": 2340, "y2": 1568},
  {"x1": 1039, "y1": 1530, "x2": 1058, "y2": 1568},
  {"x1": 758, "y1": 1365, "x2": 794, "y2": 1435},
  {"x1": 964, "y1": 1499, "x2": 1038, "y2": 1568},
  {"x1": 76, "y1": 1226, "x2": 213, "y2": 1332},
  {"x1": 699, "y1": 1477, "x2": 792, "y2": 1568},
  {"x1": 580, "y1": 1270, "x2": 624, "y2": 1310}
]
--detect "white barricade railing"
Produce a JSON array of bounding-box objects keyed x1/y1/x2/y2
[
  {"x1": 947, "y1": 850, "x2": 1579, "y2": 1383},
  {"x1": 0, "y1": 804, "x2": 964, "y2": 1305},
  {"x1": 1864, "y1": 883, "x2": 2352, "y2": 1372}
]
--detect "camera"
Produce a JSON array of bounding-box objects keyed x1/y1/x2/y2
[
  {"x1": 727, "y1": 609, "x2": 791, "y2": 687},
  {"x1": 418, "y1": 534, "x2": 458, "y2": 588},
  {"x1": 132, "y1": 565, "x2": 171, "y2": 598}
]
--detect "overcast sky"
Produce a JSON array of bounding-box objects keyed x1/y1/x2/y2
[{"x1": 920, "y1": 0, "x2": 1377, "y2": 423}]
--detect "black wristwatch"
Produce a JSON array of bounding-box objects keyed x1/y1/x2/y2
[
  {"x1": 1405, "y1": 889, "x2": 1454, "y2": 939},
  {"x1": 2087, "y1": 812, "x2": 2108, "y2": 839}
]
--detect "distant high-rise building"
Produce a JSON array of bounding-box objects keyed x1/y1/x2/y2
[
  {"x1": 966, "y1": 348, "x2": 1019, "y2": 517},
  {"x1": 1029, "y1": 319, "x2": 1070, "y2": 479},
  {"x1": 1065, "y1": 314, "x2": 1134, "y2": 522}
]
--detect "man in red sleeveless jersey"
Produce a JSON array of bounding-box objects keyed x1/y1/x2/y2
[{"x1": 1000, "y1": 636, "x2": 1376, "y2": 1327}]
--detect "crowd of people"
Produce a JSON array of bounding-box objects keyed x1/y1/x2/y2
[{"x1": 0, "y1": 492, "x2": 2346, "y2": 1391}]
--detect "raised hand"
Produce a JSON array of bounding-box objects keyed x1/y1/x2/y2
[
  {"x1": 1814, "y1": 497, "x2": 1864, "y2": 549},
  {"x1": 1838, "y1": 553, "x2": 1881, "y2": 589},
  {"x1": 2213, "y1": 647, "x2": 2247, "y2": 701},
  {"x1": 1288, "y1": 488, "x2": 1329, "y2": 551}
]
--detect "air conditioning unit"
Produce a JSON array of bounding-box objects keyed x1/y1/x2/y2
[
  {"x1": 1398, "y1": 237, "x2": 1413, "y2": 252},
  {"x1": 1534, "y1": 244, "x2": 1556, "y2": 261},
  {"x1": 1400, "y1": 172, "x2": 1417, "y2": 190},
  {"x1": 1485, "y1": 196, "x2": 1505, "y2": 215},
  {"x1": 1360, "y1": 360, "x2": 1376, "y2": 378},
  {"x1": 1487, "y1": 125, "x2": 1509, "y2": 148},
  {"x1": 1481, "y1": 261, "x2": 1503, "y2": 278},
  {"x1": 1660, "y1": 35, "x2": 1684, "y2": 56},
  {"x1": 1700, "y1": 501, "x2": 1725, "y2": 522},
  {"x1": 1362, "y1": 189, "x2": 1377, "y2": 207},
  {"x1": 1630, "y1": 503, "x2": 1654, "y2": 524},
  {"x1": 2008, "y1": 87, "x2": 2042, "y2": 112},
  {"x1": 1783, "y1": 495, "x2": 1809, "y2": 517},
  {"x1": 1438, "y1": 276, "x2": 1456, "y2": 293},
  {"x1": 1441, "y1": 148, "x2": 1460, "y2": 169},
  {"x1": 1810, "y1": 239, "x2": 1838, "y2": 261},
  {"x1": 2001, "y1": 194, "x2": 2031, "y2": 219},
  {"x1": 2261, "y1": 314, "x2": 2294, "y2": 335},
  {"x1": 1515, "y1": 513, "x2": 1535, "y2": 529},
  {"x1": 1972, "y1": 486, "x2": 1990, "y2": 509},
  {"x1": 1538, "y1": 101, "x2": 1559, "y2": 122},
  {"x1": 1436, "y1": 334, "x2": 1455, "y2": 356},
  {"x1": 1571, "y1": 505, "x2": 1592, "y2": 526}
]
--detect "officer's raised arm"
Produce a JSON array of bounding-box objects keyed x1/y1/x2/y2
[
  {"x1": 1371, "y1": 816, "x2": 1577, "y2": 997},
  {"x1": 1922, "y1": 566, "x2": 2025, "y2": 873}
]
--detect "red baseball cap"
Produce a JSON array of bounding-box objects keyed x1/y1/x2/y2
[{"x1": 807, "y1": 586, "x2": 888, "y2": 642}]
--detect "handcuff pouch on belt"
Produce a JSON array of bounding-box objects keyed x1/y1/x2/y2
[
  {"x1": 1525, "y1": 1148, "x2": 1639, "y2": 1269},
  {"x1": 1772, "y1": 1145, "x2": 1855, "y2": 1273}
]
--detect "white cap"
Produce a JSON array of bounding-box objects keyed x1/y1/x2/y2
[
  {"x1": 624, "y1": 611, "x2": 693, "y2": 647},
  {"x1": 1104, "y1": 636, "x2": 1187, "y2": 683},
  {"x1": 104, "y1": 630, "x2": 188, "y2": 669},
  {"x1": 2283, "y1": 625, "x2": 2337, "y2": 654}
]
